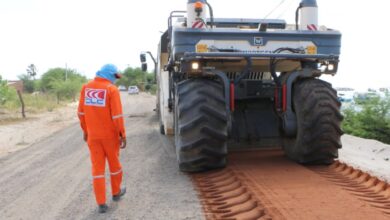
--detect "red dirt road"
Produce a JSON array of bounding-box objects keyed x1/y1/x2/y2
[{"x1": 193, "y1": 149, "x2": 390, "y2": 220}]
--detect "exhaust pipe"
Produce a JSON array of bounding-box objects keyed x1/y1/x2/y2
[{"x1": 297, "y1": 0, "x2": 318, "y2": 31}]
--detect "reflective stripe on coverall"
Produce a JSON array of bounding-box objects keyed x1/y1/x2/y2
[{"x1": 77, "y1": 77, "x2": 126, "y2": 205}]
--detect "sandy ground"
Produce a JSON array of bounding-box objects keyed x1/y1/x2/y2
[
  {"x1": 339, "y1": 135, "x2": 390, "y2": 182},
  {"x1": 0, "y1": 103, "x2": 78, "y2": 155},
  {"x1": 0, "y1": 92, "x2": 203, "y2": 220}
]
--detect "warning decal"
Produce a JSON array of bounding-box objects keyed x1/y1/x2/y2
[{"x1": 192, "y1": 20, "x2": 205, "y2": 29}]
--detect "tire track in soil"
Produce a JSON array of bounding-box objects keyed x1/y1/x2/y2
[
  {"x1": 192, "y1": 149, "x2": 390, "y2": 220},
  {"x1": 192, "y1": 168, "x2": 276, "y2": 220},
  {"x1": 311, "y1": 161, "x2": 390, "y2": 216}
]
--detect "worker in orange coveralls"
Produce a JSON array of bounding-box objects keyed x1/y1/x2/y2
[{"x1": 77, "y1": 64, "x2": 127, "y2": 213}]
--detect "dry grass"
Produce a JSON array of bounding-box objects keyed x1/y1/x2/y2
[
  {"x1": 0, "y1": 117, "x2": 35, "y2": 126},
  {"x1": 0, "y1": 92, "x2": 72, "y2": 123}
]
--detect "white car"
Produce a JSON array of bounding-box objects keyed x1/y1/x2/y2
[
  {"x1": 128, "y1": 86, "x2": 139, "y2": 94},
  {"x1": 118, "y1": 85, "x2": 127, "y2": 91}
]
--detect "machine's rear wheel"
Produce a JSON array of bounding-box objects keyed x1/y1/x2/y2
[
  {"x1": 174, "y1": 78, "x2": 228, "y2": 172},
  {"x1": 283, "y1": 78, "x2": 343, "y2": 164}
]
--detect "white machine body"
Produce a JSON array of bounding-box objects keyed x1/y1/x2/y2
[
  {"x1": 300, "y1": 7, "x2": 318, "y2": 31},
  {"x1": 186, "y1": 1, "x2": 207, "y2": 29}
]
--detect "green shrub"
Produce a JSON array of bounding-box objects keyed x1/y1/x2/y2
[
  {"x1": 2, "y1": 92, "x2": 63, "y2": 113},
  {"x1": 148, "y1": 84, "x2": 157, "y2": 95},
  {"x1": 18, "y1": 74, "x2": 35, "y2": 93},
  {"x1": 342, "y1": 95, "x2": 390, "y2": 144},
  {"x1": 0, "y1": 75, "x2": 18, "y2": 106}
]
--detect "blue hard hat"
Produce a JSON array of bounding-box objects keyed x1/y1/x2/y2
[
  {"x1": 96, "y1": 64, "x2": 120, "y2": 83},
  {"x1": 188, "y1": 0, "x2": 206, "y2": 3}
]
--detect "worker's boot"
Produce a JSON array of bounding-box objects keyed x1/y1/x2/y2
[
  {"x1": 112, "y1": 186, "x2": 126, "y2": 201},
  {"x1": 98, "y1": 204, "x2": 108, "y2": 213}
]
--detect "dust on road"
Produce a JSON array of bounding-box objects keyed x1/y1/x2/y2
[{"x1": 0, "y1": 92, "x2": 204, "y2": 220}]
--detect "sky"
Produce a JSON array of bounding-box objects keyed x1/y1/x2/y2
[{"x1": 0, "y1": 0, "x2": 389, "y2": 90}]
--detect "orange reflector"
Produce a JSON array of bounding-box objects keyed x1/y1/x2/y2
[{"x1": 195, "y1": 1, "x2": 203, "y2": 9}]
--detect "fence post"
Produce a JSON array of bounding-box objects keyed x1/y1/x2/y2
[{"x1": 17, "y1": 90, "x2": 26, "y2": 118}]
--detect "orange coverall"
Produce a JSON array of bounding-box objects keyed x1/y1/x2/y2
[{"x1": 77, "y1": 77, "x2": 126, "y2": 205}]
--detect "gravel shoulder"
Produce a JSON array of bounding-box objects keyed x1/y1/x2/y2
[{"x1": 339, "y1": 134, "x2": 390, "y2": 182}]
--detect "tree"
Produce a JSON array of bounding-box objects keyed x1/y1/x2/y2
[
  {"x1": 18, "y1": 74, "x2": 35, "y2": 93},
  {"x1": 342, "y1": 95, "x2": 390, "y2": 144},
  {"x1": 116, "y1": 67, "x2": 155, "y2": 91},
  {"x1": 51, "y1": 78, "x2": 85, "y2": 102},
  {"x1": 0, "y1": 75, "x2": 17, "y2": 105},
  {"x1": 116, "y1": 67, "x2": 144, "y2": 87},
  {"x1": 26, "y1": 64, "x2": 37, "y2": 80},
  {"x1": 146, "y1": 73, "x2": 155, "y2": 84},
  {"x1": 41, "y1": 68, "x2": 86, "y2": 92}
]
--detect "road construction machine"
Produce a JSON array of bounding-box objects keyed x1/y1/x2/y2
[{"x1": 141, "y1": 0, "x2": 343, "y2": 172}]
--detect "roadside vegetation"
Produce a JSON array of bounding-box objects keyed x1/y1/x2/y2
[
  {"x1": 0, "y1": 66, "x2": 86, "y2": 119},
  {"x1": 1, "y1": 66, "x2": 155, "y2": 121},
  {"x1": 342, "y1": 94, "x2": 390, "y2": 144},
  {"x1": 0, "y1": 75, "x2": 17, "y2": 106},
  {"x1": 115, "y1": 67, "x2": 157, "y2": 94}
]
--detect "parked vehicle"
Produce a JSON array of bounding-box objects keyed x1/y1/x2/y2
[
  {"x1": 336, "y1": 87, "x2": 355, "y2": 102},
  {"x1": 128, "y1": 86, "x2": 139, "y2": 94},
  {"x1": 118, "y1": 85, "x2": 127, "y2": 91}
]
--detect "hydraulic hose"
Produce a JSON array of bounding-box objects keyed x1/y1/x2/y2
[
  {"x1": 204, "y1": 0, "x2": 214, "y2": 28},
  {"x1": 234, "y1": 58, "x2": 252, "y2": 85},
  {"x1": 295, "y1": 3, "x2": 302, "y2": 30}
]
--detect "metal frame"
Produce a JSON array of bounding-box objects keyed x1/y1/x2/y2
[
  {"x1": 183, "y1": 52, "x2": 339, "y2": 61},
  {"x1": 159, "y1": 10, "x2": 342, "y2": 138}
]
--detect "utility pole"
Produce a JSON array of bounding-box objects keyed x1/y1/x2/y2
[{"x1": 65, "y1": 63, "x2": 68, "y2": 81}]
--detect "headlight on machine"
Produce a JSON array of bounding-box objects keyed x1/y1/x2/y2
[
  {"x1": 318, "y1": 61, "x2": 338, "y2": 74},
  {"x1": 191, "y1": 62, "x2": 200, "y2": 70},
  {"x1": 180, "y1": 60, "x2": 203, "y2": 74},
  {"x1": 327, "y1": 64, "x2": 335, "y2": 71}
]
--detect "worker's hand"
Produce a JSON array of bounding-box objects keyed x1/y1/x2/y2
[
  {"x1": 120, "y1": 137, "x2": 127, "y2": 149},
  {"x1": 83, "y1": 133, "x2": 88, "y2": 142}
]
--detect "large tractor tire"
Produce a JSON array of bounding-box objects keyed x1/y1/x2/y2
[
  {"x1": 283, "y1": 78, "x2": 343, "y2": 164},
  {"x1": 174, "y1": 78, "x2": 228, "y2": 172}
]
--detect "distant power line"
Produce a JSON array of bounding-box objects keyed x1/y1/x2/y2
[{"x1": 263, "y1": 0, "x2": 288, "y2": 19}]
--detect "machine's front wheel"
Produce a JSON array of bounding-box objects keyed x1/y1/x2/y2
[
  {"x1": 174, "y1": 79, "x2": 228, "y2": 172},
  {"x1": 283, "y1": 78, "x2": 343, "y2": 164}
]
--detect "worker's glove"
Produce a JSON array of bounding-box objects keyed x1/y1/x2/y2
[
  {"x1": 120, "y1": 137, "x2": 127, "y2": 149},
  {"x1": 83, "y1": 133, "x2": 88, "y2": 142}
]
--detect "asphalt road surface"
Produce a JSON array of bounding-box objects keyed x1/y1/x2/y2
[{"x1": 0, "y1": 92, "x2": 204, "y2": 220}]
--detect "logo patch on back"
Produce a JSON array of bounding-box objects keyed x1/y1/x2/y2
[{"x1": 85, "y1": 89, "x2": 106, "y2": 107}]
